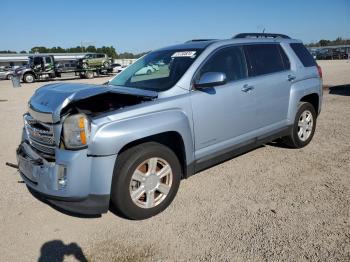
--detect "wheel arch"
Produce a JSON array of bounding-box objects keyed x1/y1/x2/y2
[
  {"x1": 117, "y1": 131, "x2": 189, "y2": 179},
  {"x1": 6, "y1": 73, "x2": 13, "y2": 79},
  {"x1": 288, "y1": 78, "x2": 322, "y2": 123},
  {"x1": 300, "y1": 93, "x2": 319, "y2": 115},
  {"x1": 89, "y1": 110, "x2": 195, "y2": 178}
]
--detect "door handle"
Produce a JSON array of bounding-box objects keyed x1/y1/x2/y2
[
  {"x1": 287, "y1": 74, "x2": 296, "y2": 81},
  {"x1": 241, "y1": 84, "x2": 254, "y2": 92}
]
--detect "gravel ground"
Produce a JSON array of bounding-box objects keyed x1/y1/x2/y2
[{"x1": 0, "y1": 60, "x2": 349, "y2": 261}]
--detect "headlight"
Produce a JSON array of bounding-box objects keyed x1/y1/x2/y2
[{"x1": 63, "y1": 114, "x2": 90, "y2": 149}]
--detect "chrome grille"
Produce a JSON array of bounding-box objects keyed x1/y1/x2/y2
[{"x1": 24, "y1": 114, "x2": 55, "y2": 156}]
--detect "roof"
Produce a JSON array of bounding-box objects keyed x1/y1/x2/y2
[{"x1": 157, "y1": 37, "x2": 300, "y2": 52}]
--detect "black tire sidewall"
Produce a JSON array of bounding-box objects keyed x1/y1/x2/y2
[
  {"x1": 7, "y1": 74, "x2": 13, "y2": 80},
  {"x1": 291, "y1": 102, "x2": 317, "y2": 148},
  {"x1": 111, "y1": 142, "x2": 181, "y2": 220}
]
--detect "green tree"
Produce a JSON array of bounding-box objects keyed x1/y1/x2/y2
[
  {"x1": 319, "y1": 40, "x2": 331, "y2": 46},
  {"x1": 0, "y1": 50, "x2": 17, "y2": 54},
  {"x1": 50, "y1": 46, "x2": 66, "y2": 53},
  {"x1": 96, "y1": 46, "x2": 118, "y2": 59},
  {"x1": 86, "y1": 45, "x2": 97, "y2": 52}
]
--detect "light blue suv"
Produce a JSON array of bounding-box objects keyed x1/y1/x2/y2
[{"x1": 16, "y1": 33, "x2": 323, "y2": 219}]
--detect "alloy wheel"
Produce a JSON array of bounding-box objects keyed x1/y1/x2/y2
[{"x1": 129, "y1": 157, "x2": 173, "y2": 209}]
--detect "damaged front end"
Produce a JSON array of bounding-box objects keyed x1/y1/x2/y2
[{"x1": 17, "y1": 82, "x2": 157, "y2": 215}]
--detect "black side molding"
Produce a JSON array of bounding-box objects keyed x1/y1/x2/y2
[{"x1": 189, "y1": 125, "x2": 293, "y2": 175}]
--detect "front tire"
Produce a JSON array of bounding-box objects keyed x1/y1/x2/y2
[
  {"x1": 110, "y1": 142, "x2": 181, "y2": 220},
  {"x1": 23, "y1": 73, "x2": 35, "y2": 83},
  {"x1": 7, "y1": 74, "x2": 13, "y2": 80},
  {"x1": 283, "y1": 102, "x2": 317, "y2": 148}
]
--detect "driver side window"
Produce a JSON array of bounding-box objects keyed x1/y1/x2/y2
[{"x1": 199, "y1": 46, "x2": 248, "y2": 83}]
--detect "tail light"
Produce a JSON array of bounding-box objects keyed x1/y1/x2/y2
[{"x1": 317, "y1": 64, "x2": 323, "y2": 79}]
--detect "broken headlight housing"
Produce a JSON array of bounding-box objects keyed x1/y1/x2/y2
[{"x1": 63, "y1": 114, "x2": 90, "y2": 149}]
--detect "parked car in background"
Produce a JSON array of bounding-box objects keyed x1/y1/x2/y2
[
  {"x1": 77, "y1": 53, "x2": 112, "y2": 69},
  {"x1": 111, "y1": 63, "x2": 122, "y2": 73},
  {"x1": 316, "y1": 48, "x2": 332, "y2": 60},
  {"x1": 16, "y1": 33, "x2": 322, "y2": 220},
  {"x1": 316, "y1": 48, "x2": 349, "y2": 60},
  {"x1": 0, "y1": 68, "x2": 14, "y2": 80},
  {"x1": 332, "y1": 48, "x2": 348, "y2": 59},
  {"x1": 134, "y1": 63, "x2": 159, "y2": 75},
  {"x1": 308, "y1": 49, "x2": 318, "y2": 60}
]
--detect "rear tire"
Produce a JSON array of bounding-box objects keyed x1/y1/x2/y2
[
  {"x1": 283, "y1": 102, "x2": 317, "y2": 148},
  {"x1": 85, "y1": 71, "x2": 94, "y2": 79},
  {"x1": 7, "y1": 74, "x2": 13, "y2": 80},
  {"x1": 110, "y1": 142, "x2": 181, "y2": 220}
]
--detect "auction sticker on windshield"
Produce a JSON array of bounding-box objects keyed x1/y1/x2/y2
[{"x1": 171, "y1": 51, "x2": 196, "y2": 58}]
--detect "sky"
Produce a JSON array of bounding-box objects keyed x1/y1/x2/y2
[{"x1": 1, "y1": 0, "x2": 349, "y2": 53}]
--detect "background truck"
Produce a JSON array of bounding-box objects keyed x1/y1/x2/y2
[{"x1": 15, "y1": 54, "x2": 113, "y2": 83}]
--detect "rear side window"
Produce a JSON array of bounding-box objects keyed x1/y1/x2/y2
[
  {"x1": 290, "y1": 43, "x2": 316, "y2": 67},
  {"x1": 279, "y1": 46, "x2": 291, "y2": 69},
  {"x1": 244, "y1": 44, "x2": 288, "y2": 76}
]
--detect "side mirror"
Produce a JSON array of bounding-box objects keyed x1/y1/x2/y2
[{"x1": 195, "y1": 72, "x2": 226, "y2": 88}]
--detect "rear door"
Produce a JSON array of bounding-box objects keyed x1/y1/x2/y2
[
  {"x1": 97, "y1": 54, "x2": 105, "y2": 66},
  {"x1": 244, "y1": 43, "x2": 291, "y2": 130}
]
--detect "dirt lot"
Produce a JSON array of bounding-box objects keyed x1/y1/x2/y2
[{"x1": 0, "y1": 60, "x2": 349, "y2": 261}]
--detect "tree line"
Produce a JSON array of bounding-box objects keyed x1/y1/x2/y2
[
  {"x1": 0, "y1": 46, "x2": 148, "y2": 59},
  {"x1": 3, "y1": 37, "x2": 348, "y2": 55},
  {"x1": 306, "y1": 37, "x2": 350, "y2": 47}
]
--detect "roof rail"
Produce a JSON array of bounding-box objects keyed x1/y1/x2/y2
[
  {"x1": 233, "y1": 33, "x2": 291, "y2": 39},
  {"x1": 185, "y1": 39, "x2": 217, "y2": 43}
]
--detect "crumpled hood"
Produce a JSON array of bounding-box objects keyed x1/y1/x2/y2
[{"x1": 29, "y1": 82, "x2": 158, "y2": 123}]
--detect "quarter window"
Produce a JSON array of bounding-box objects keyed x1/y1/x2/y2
[
  {"x1": 198, "y1": 46, "x2": 248, "y2": 82},
  {"x1": 244, "y1": 44, "x2": 288, "y2": 76},
  {"x1": 290, "y1": 43, "x2": 316, "y2": 67}
]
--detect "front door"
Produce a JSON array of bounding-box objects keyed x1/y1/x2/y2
[{"x1": 190, "y1": 45, "x2": 259, "y2": 160}]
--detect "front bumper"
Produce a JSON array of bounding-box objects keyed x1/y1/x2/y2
[{"x1": 17, "y1": 142, "x2": 117, "y2": 215}]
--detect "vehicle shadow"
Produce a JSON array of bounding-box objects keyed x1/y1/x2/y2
[
  {"x1": 38, "y1": 240, "x2": 88, "y2": 262},
  {"x1": 267, "y1": 139, "x2": 292, "y2": 149},
  {"x1": 328, "y1": 84, "x2": 350, "y2": 96}
]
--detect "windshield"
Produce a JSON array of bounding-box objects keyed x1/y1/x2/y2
[{"x1": 109, "y1": 49, "x2": 202, "y2": 92}]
